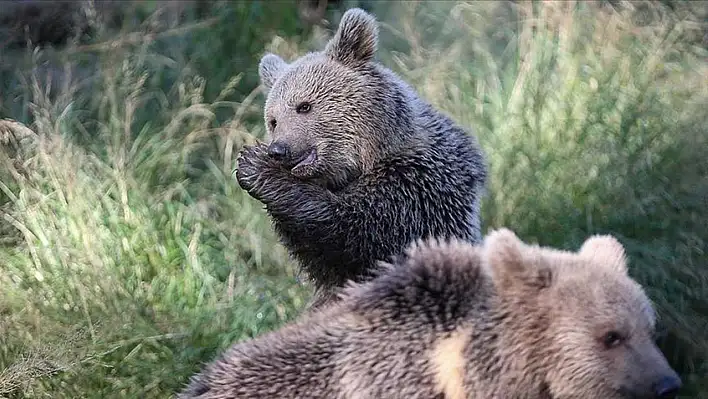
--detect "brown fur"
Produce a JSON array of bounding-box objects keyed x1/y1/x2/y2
[{"x1": 179, "y1": 228, "x2": 682, "y2": 399}]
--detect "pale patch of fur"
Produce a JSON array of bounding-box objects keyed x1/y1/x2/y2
[{"x1": 431, "y1": 328, "x2": 469, "y2": 399}]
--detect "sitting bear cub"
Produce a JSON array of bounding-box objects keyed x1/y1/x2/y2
[
  {"x1": 236, "y1": 7, "x2": 487, "y2": 307},
  {"x1": 179, "y1": 228, "x2": 682, "y2": 399}
]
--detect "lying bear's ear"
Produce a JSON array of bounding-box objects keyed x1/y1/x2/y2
[
  {"x1": 258, "y1": 53, "x2": 288, "y2": 93},
  {"x1": 485, "y1": 228, "x2": 553, "y2": 292},
  {"x1": 579, "y1": 235, "x2": 627, "y2": 274},
  {"x1": 325, "y1": 8, "x2": 378, "y2": 67}
]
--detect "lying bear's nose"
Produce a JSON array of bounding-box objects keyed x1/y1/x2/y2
[
  {"x1": 267, "y1": 141, "x2": 289, "y2": 161},
  {"x1": 654, "y1": 374, "x2": 682, "y2": 398}
]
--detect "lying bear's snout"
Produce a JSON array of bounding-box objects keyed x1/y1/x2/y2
[{"x1": 653, "y1": 374, "x2": 681, "y2": 398}]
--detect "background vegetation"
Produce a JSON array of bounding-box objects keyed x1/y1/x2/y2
[{"x1": 0, "y1": 0, "x2": 706, "y2": 397}]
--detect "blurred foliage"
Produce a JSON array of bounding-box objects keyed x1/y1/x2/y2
[{"x1": 0, "y1": 0, "x2": 706, "y2": 397}]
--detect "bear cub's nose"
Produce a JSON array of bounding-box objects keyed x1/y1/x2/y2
[
  {"x1": 654, "y1": 374, "x2": 682, "y2": 398},
  {"x1": 267, "y1": 141, "x2": 289, "y2": 161}
]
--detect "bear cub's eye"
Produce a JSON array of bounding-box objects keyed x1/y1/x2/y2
[
  {"x1": 602, "y1": 331, "x2": 625, "y2": 349},
  {"x1": 296, "y1": 102, "x2": 312, "y2": 114},
  {"x1": 269, "y1": 119, "x2": 277, "y2": 130}
]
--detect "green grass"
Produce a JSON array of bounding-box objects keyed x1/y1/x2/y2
[{"x1": 0, "y1": 0, "x2": 706, "y2": 397}]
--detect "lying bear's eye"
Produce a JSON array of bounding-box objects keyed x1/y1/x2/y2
[
  {"x1": 602, "y1": 331, "x2": 624, "y2": 349},
  {"x1": 269, "y1": 119, "x2": 277, "y2": 130},
  {"x1": 296, "y1": 102, "x2": 312, "y2": 114}
]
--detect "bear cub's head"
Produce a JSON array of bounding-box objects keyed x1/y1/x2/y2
[
  {"x1": 257, "y1": 8, "x2": 410, "y2": 190},
  {"x1": 484, "y1": 229, "x2": 682, "y2": 399}
]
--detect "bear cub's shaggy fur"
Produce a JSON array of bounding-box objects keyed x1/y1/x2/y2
[
  {"x1": 236, "y1": 8, "x2": 487, "y2": 307},
  {"x1": 179, "y1": 228, "x2": 682, "y2": 399}
]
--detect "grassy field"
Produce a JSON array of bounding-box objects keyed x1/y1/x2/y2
[{"x1": 0, "y1": 0, "x2": 706, "y2": 397}]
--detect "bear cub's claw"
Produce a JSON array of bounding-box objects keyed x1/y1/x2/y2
[
  {"x1": 236, "y1": 142, "x2": 296, "y2": 201},
  {"x1": 235, "y1": 143, "x2": 269, "y2": 194}
]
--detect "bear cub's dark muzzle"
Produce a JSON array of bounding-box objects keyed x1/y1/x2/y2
[
  {"x1": 267, "y1": 140, "x2": 317, "y2": 171},
  {"x1": 266, "y1": 141, "x2": 289, "y2": 161}
]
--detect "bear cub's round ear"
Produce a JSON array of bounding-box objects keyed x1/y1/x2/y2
[
  {"x1": 484, "y1": 228, "x2": 524, "y2": 275},
  {"x1": 484, "y1": 228, "x2": 554, "y2": 291},
  {"x1": 258, "y1": 53, "x2": 289, "y2": 92},
  {"x1": 578, "y1": 234, "x2": 628, "y2": 274},
  {"x1": 325, "y1": 8, "x2": 379, "y2": 68}
]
